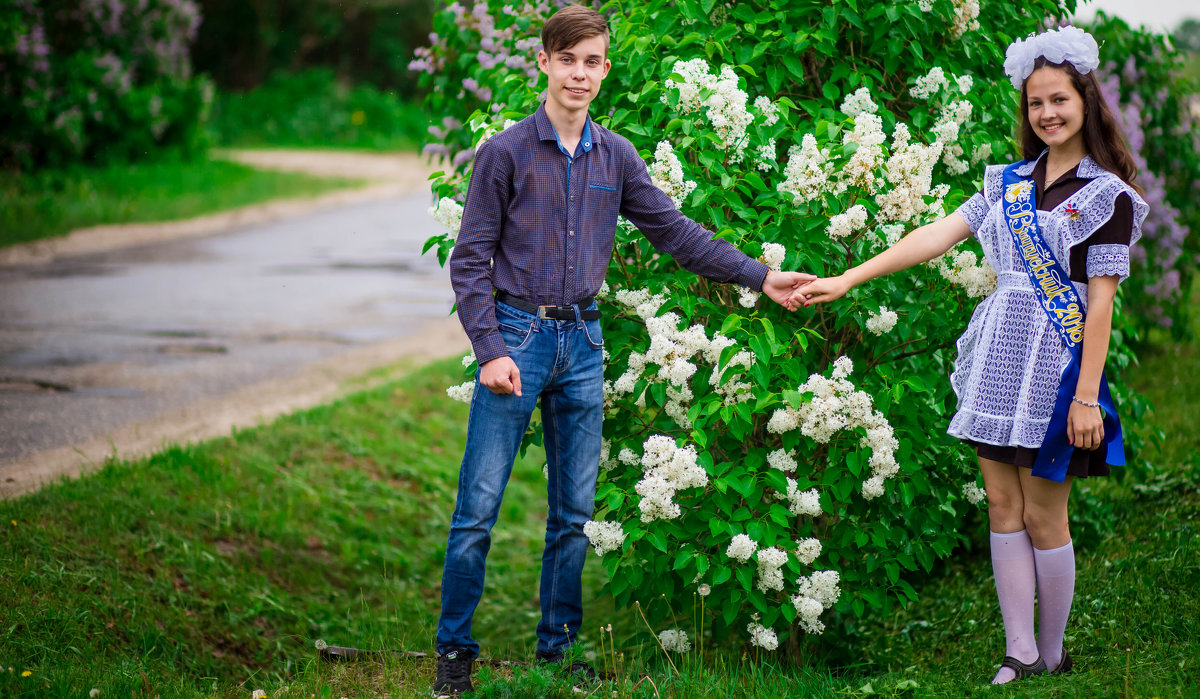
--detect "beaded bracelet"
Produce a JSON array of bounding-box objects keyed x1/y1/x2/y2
[{"x1": 1071, "y1": 396, "x2": 1101, "y2": 409}]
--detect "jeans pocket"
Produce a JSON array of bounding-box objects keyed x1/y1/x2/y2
[
  {"x1": 499, "y1": 321, "x2": 534, "y2": 351},
  {"x1": 581, "y1": 318, "x2": 603, "y2": 350}
]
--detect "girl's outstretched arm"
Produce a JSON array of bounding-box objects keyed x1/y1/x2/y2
[
  {"x1": 1067, "y1": 274, "x2": 1119, "y2": 450},
  {"x1": 797, "y1": 212, "x2": 974, "y2": 306}
]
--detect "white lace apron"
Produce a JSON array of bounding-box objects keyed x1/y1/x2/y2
[{"x1": 947, "y1": 154, "x2": 1149, "y2": 448}]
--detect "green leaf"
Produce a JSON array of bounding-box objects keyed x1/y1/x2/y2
[
  {"x1": 735, "y1": 565, "x2": 754, "y2": 591},
  {"x1": 646, "y1": 528, "x2": 668, "y2": 553},
  {"x1": 712, "y1": 564, "x2": 732, "y2": 585}
]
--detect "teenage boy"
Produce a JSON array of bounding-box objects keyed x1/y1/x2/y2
[{"x1": 435, "y1": 4, "x2": 814, "y2": 695}]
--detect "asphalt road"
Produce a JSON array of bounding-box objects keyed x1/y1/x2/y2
[{"x1": 0, "y1": 192, "x2": 459, "y2": 478}]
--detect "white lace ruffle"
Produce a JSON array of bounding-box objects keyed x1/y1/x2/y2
[
  {"x1": 1086, "y1": 243, "x2": 1130, "y2": 279},
  {"x1": 956, "y1": 193, "x2": 990, "y2": 234},
  {"x1": 947, "y1": 153, "x2": 1147, "y2": 448}
]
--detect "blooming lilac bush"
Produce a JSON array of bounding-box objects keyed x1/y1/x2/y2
[
  {"x1": 417, "y1": 0, "x2": 1170, "y2": 649},
  {"x1": 1, "y1": 0, "x2": 212, "y2": 168},
  {"x1": 1086, "y1": 15, "x2": 1200, "y2": 335}
]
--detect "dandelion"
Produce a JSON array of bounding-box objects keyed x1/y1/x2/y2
[
  {"x1": 252, "y1": 691, "x2": 267, "y2": 699},
  {"x1": 90, "y1": 690, "x2": 101, "y2": 698},
  {"x1": 726, "y1": 533, "x2": 759, "y2": 562},
  {"x1": 697, "y1": 583, "x2": 711, "y2": 597},
  {"x1": 314, "y1": 639, "x2": 328, "y2": 650},
  {"x1": 21, "y1": 670, "x2": 32, "y2": 677},
  {"x1": 658, "y1": 629, "x2": 692, "y2": 653}
]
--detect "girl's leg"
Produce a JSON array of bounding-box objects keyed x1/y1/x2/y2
[
  {"x1": 980, "y1": 457, "x2": 1040, "y2": 684},
  {"x1": 1019, "y1": 470, "x2": 1075, "y2": 671}
]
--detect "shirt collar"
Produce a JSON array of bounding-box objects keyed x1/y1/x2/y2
[{"x1": 534, "y1": 102, "x2": 596, "y2": 158}]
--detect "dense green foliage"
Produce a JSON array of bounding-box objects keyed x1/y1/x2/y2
[
  {"x1": 1, "y1": 0, "x2": 213, "y2": 169},
  {"x1": 0, "y1": 155, "x2": 364, "y2": 248},
  {"x1": 192, "y1": 0, "x2": 434, "y2": 96},
  {"x1": 414, "y1": 0, "x2": 1198, "y2": 650},
  {"x1": 210, "y1": 69, "x2": 428, "y2": 150}
]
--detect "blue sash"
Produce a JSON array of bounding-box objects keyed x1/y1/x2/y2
[{"x1": 1000, "y1": 162, "x2": 1124, "y2": 482}]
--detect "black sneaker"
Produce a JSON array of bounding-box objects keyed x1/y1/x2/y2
[
  {"x1": 535, "y1": 649, "x2": 609, "y2": 681},
  {"x1": 433, "y1": 648, "x2": 475, "y2": 697}
]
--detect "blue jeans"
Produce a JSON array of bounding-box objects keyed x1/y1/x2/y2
[{"x1": 436, "y1": 300, "x2": 604, "y2": 656}]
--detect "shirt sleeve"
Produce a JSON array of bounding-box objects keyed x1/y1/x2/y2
[
  {"x1": 617, "y1": 143, "x2": 769, "y2": 291},
  {"x1": 954, "y1": 191, "x2": 989, "y2": 236},
  {"x1": 449, "y1": 140, "x2": 512, "y2": 365}
]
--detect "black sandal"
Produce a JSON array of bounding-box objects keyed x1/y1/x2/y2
[
  {"x1": 1049, "y1": 650, "x2": 1074, "y2": 675},
  {"x1": 999, "y1": 655, "x2": 1047, "y2": 680}
]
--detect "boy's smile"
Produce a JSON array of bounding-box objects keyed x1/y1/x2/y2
[{"x1": 538, "y1": 34, "x2": 611, "y2": 118}]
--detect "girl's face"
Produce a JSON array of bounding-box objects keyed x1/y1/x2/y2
[{"x1": 1025, "y1": 67, "x2": 1086, "y2": 153}]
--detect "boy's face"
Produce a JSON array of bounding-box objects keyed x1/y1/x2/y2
[{"x1": 537, "y1": 34, "x2": 611, "y2": 116}]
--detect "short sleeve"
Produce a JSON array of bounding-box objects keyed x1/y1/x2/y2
[
  {"x1": 955, "y1": 192, "x2": 989, "y2": 235},
  {"x1": 1073, "y1": 192, "x2": 1133, "y2": 281}
]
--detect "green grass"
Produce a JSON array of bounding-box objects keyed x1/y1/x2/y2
[
  {"x1": 0, "y1": 155, "x2": 367, "y2": 248},
  {"x1": 1, "y1": 297, "x2": 1197, "y2": 697}
]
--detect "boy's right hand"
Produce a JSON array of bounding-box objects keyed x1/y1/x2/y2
[{"x1": 481, "y1": 356, "x2": 522, "y2": 396}]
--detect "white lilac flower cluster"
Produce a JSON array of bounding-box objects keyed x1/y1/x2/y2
[
  {"x1": 756, "y1": 139, "x2": 777, "y2": 172},
  {"x1": 609, "y1": 288, "x2": 756, "y2": 418},
  {"x1": 933, "y1": 100, "x2": 974, "y2": 175},
  {"x1": 664, "y1": 58, "x2": 755, "y2": 162},
  {"x1": 658, "y1": 629, "x2": 692, "y2": 653},
  {"x1": 747, "y1": 622, "x2": 779, "y2": 650},
  {"x1": 461, "y1": 351, "x2": 476, "y2": 368},
  {"x1": 779, "y1": 478, "x2": 823, "y2": 517},
  {"x1": 446, "y1": 381, "x2": 474, "y2": 403},
  {"x1": 767, "y1": 356, "x2": 901, "y2": 500},
  {"x1": 726, "y1": 533, "x2": 758, "y2": 562},
  {"x1": 826, "y1": 205, "x2": 869, "y2": 239},
  {"x1": 429, "y1": 197, "x2": 464, "y2": 238},
  {"x1": 962, "y1": 482, "x2": 987, "y2": 505},
  {"x1": 777, "y1": 133, "x2": 831, "y2": 205},
  {"x1": 583, "y1": 519, "x2": 627, "y2": 556},
  {"x1": 754, "y1": 95, "x2": 780, "y2": 126},
  {"x1": 935, "y1": 248, "x2": 997, "y2": 298},
  {"x1": 795, "y1": 537, "x2": 822, "y2": 565},
  {"x1": 755, "y1": 546, "x2": 790, "y2": 592},
  {"x1": 835, "y1": 91, "x2": 885, "y2": 193},
  {"x1": 875, "y1": 131, "x2": 942, "y2": 223},
  {"x1": 865, "y1": 306, "x2": 898, "y2": 335},
  {"x1": 648, "y1": 141, "x2": 697, "y2": 209},
  {"x1": 949, "y1": 0, "x2": 981, "y2": 39},
  {"x1": 910, "y1": 67, "x2": 949, "y2": 100},
  {"x1": 791, "y1": 570, "x2": 841, "y2": 634},
  {"x1": 767, "y1": 448, "x2": 798, "y2": 473},
  {"x1": 634, "y1": 435, "x2": 709, "y2": 522}
]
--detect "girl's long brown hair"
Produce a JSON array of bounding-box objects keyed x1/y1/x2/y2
[{"x1": 1018, "y1": 57, "x2": 1142, "y2": 194}]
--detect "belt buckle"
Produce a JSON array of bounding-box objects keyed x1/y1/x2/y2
[{"x1": 538, "y1": 305, "x2": 555, "y2": 320}]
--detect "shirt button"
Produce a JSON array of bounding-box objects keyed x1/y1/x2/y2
[
  {"x1": 568, "y1": 266, "x2": 574, "y2": 272},
  {"x1": 569, "y1": 230, "x2": 575, "y2": 236}
]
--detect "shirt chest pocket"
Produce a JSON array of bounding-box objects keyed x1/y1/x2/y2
[{"x1": 586, "y1": 182, "x2": 620, "y2": 229}]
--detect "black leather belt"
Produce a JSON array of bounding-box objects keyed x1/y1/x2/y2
[{"x1": 496, "y1": 291, "x2": 600, "y2": 320}]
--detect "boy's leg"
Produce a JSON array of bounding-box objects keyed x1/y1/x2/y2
[
  {"x1": 535, "y1": 313, "x2": 605, "y2": 656},
  {"x1": 437, "y1": 314, "x2": 552, "y2": 656}
]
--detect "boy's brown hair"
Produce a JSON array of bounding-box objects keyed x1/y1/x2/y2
[{"x1": 541, "y1": 5, "x2": 609, "y2": 56}]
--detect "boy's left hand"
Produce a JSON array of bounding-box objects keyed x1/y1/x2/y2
[{"x1": 763, "y1": 271, "x2": 818, "y2": 311}]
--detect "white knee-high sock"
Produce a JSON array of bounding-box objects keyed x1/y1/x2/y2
[
  {"x1": 1034, "y1": 540, "x2": 1075, "y2": 671},
  {"x1": 991, "y1": 529, "x2": 1039, "y2": 684}
]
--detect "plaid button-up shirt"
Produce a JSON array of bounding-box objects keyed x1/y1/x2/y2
[{"x1": 449, "y1": 103, "x2": 769, "y2": 365}]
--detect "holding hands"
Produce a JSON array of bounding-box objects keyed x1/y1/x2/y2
[
  {"x1": 762, "y1": 270, "x2": 819, "y2": 311},
  {"x1": 793, "y1": 274, "x2": 853, "y2": 307}
]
